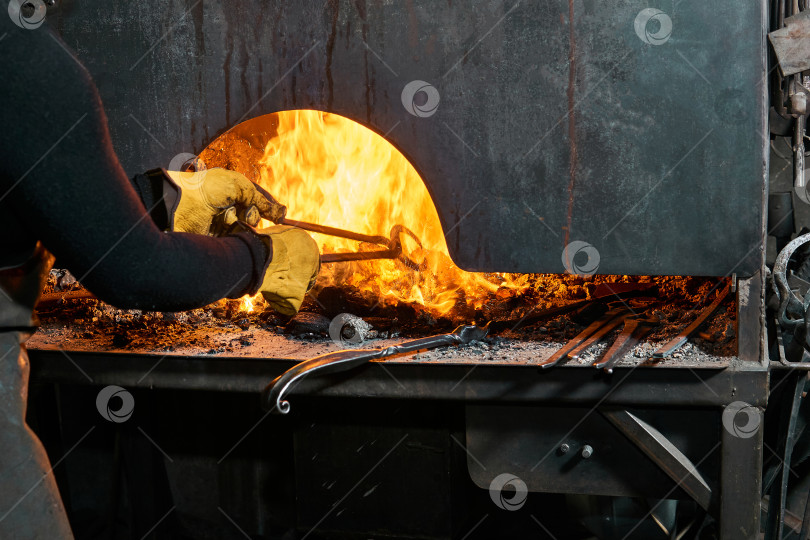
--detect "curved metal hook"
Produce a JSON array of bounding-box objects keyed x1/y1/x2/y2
[
  {"x1": 261, "y1": 325, "x2": 488, "y2": 414},
  {"x1": 773, "y1": 233, "x2": 810, "y2": 330}
]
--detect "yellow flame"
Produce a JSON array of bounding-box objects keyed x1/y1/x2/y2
[
  {"x1": 202, "y1": 110, "x2": 526, "y2": 317},
  {"x1": 240, "y1": 295, "x2": 255, "y2": 313}
]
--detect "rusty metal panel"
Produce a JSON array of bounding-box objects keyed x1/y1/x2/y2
[
  {"x1": 769, "y1": 11, "x2": 810, "y2": 76},
  {"x1": 56, "y1": 0, "x2": 767, "y2": 276}
]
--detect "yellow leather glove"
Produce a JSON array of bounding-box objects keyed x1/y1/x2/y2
[
  {"x1": 257, "y1": 226, "x2": 321, "y2": 316},
  {"x1": 165, "y1": 168, "x2": 287, "y2": 235}
]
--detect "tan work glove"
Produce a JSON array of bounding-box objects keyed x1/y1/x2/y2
[
  {"x1": 165, "y1": 168, "x2": 287, "y2": 235},
  {"x1": 256, "y1": 226, "x2": 321, "y2": 316}
]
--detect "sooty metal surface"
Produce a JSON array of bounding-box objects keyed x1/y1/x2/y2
[{"x1": 56, "y1": 1, "x2": 766, "y2": 276}]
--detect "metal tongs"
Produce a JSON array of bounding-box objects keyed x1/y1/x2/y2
[
  {"x1": 248, "y1": 182, "x2": 426, "y2": 269},
  {"x1": 279, "y1": 218, "x2": 426, "y2": 270}
]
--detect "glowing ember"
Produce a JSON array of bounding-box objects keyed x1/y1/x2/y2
[{"x1": 240, "y1": 295, "x2": 255, "y2": 313}]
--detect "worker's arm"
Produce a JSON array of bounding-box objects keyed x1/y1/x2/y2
[
  {"x1": 0, "y1": 23, "x2": 270, "y2": 311},
  {"x1": 130, "y1": 168, "x2": 288, "y2": 234}
]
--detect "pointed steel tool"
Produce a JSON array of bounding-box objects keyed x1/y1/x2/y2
[{"x1": 537, "y1": 308, "x2": 629, "y2": 369}]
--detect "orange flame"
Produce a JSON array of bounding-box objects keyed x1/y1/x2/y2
[
  {"x1": 250, "y1": 110, "x2": 518, "y2": 315},
  {"x1": 239, "y1": 295, "x2": 255, "y2": 313}
]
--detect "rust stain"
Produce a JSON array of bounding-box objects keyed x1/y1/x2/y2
[
  {"x1": 355, "y1": 0, "x2": 372, "y2": 122},
  {"x1": 325, "y1": 0, "x2": 340, "y2": 110},
  {"x1": 223, "y1": 19, "x2": 232, "y2": 125},
  {"x1": 405, "y1": 0, "x2": 419, "y2": 50},
  {"x1": 564, "y1": 0, "x2": 577, "y2": 249}
]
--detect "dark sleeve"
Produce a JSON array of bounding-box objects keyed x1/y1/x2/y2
[
  {"x1": 129, "y1": 169, "x2": 177, "y2": 231},
  {"x1": 0, "y1": 23, "x2": 269, "y2": 311}
]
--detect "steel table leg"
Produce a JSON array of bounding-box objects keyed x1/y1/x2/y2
[{"x1": 719, "y1": 401, "x2": 764, "y2": 539}]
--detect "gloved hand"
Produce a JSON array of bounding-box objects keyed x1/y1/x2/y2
[
  {"x1": 255, "y1": 226, "x2": 321, "y2": 316},
  {"x1": 164, "y1": 168, "x2": 287, "y2": 235}
]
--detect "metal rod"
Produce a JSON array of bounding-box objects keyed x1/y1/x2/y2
[
  {"x1": 280, "y1": 218, "x2": 390, "y2": 247},
  {"x1": 795, "y1": 113, "x2": 806, "y2": 195},
  {"x1": 537, "y1": 308, "x2": 628, "y2": 369},
  {"x1": 567, "y1": 314, "x2": 627, "y2": 359},
  {"x1": 652, "y1": 283, "x2": 731, "y2": 358},
  {"x1": 595, "y1": 323, "x2": 656, "y2": 372},
  {"x1": 320, "y1": 250, "x2": 399, "y2": 263}
]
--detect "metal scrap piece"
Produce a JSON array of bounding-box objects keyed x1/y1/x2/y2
[{"x1": 769, "y1": 11, "x2": 810, "y2": 76}]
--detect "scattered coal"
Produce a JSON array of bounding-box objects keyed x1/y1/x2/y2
[
  {"x1": 284, "y1": 312, "x2": 330, "y2": 337},
  {"x1": 35, "y1": 272, "x2": 736, "y2": 359}
]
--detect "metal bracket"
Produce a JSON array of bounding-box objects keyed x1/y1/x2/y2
[{"x1": 601, "y1": 409, "x2": 712, "y2": 510}]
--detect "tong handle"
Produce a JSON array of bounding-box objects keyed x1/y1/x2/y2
[
  {"x1": 280, "y1": 218, "x2": 391, "y2": 247},
  {"x1": 320, "y1": 250, "x2": 400, "y2": 263}
]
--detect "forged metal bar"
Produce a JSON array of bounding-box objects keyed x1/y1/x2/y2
[
  {"x1": 652, "y1": 284, "x2": 732, "y2": 358},
  {"x1": 537, "y1": 308, "x2": 628, "y2": 369},
  {"x1": 261, "y1": 325, "x2": 488, "y2": 414},
  {"x1": 594, "y1": 319, "x2": 658, "y2": 372},
  {"x1": 567, "y1": 313, "x2": 629, "y2": 360},
  {"x1": 601, "y1": 409, "x2": 712, "y2": 510}
]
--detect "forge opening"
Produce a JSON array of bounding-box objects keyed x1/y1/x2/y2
[{"x1": 199, "y1": 109, "x2": 524, "y2": 318}]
